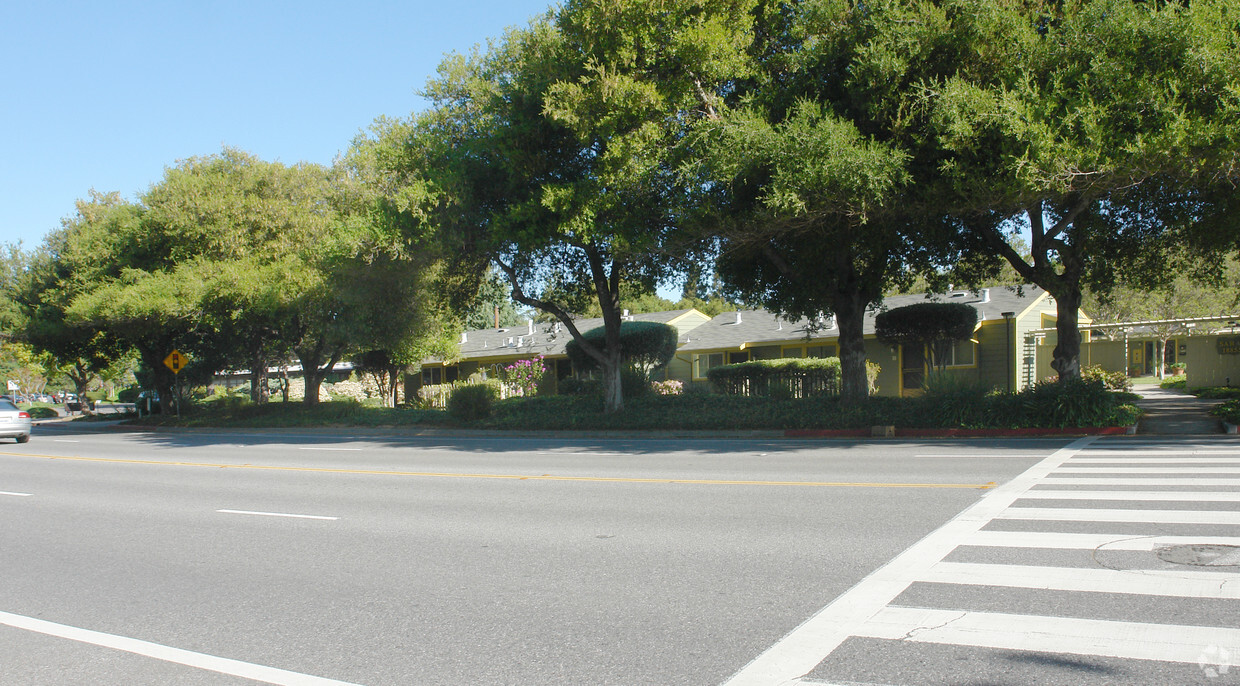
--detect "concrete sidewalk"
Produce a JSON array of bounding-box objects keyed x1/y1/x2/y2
[{"x1": 1133, "y1": 385, "x2": 1225, "y2": 435}]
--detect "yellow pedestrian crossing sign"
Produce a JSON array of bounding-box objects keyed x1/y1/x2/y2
[{"x1": 164, "y1": 350, "x2": 189, "y2": 374}]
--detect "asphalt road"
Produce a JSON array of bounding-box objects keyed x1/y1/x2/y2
[{"x1": 1, "y1": 426, "x2": 1235, "y2": 684}]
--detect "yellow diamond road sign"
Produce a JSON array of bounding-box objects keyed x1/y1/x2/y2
[{"x1": 164, "y1": 350, "x2": 189, "y2": 374}]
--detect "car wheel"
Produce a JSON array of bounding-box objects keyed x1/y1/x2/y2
[{"x1": 16, "y1": 435, "x2": 29, "y2": 444}]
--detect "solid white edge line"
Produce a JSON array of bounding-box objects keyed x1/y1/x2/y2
[
  {"x1": 216, "y1": 509, "x2": 338, "y2": 521},
  {"x1": 0, "y1": 609, "x2": 361, "y2": 686},
  {"x1": 296, "y1": 447, "x2": 363, "y2": 452},
  {"x1": 0, "y1": 490, "x2": 32, "y2": 497},
  {"x1": 856, "y1": 607, "x2": 1240, "y2": 666},
  {"x1": 720, "y1": 436, "x2": 1098, "y2": 686}
]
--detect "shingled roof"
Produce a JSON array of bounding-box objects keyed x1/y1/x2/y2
[
  {"x1": 434, "y1": 309, "x2": 703, "y2": 362},
  {"x1": 678, "y1": 285, "x2": 1051, "y2": 352}
]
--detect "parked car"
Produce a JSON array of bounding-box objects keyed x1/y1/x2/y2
[{"x1": 0, "y1": 399, "x2": 32, "y2": 443}]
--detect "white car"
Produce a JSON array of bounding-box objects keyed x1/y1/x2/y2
[{"x1": 0, "y1": 399, "x2": 31, "y2": 443}]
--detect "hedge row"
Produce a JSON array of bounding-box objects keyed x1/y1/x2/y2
[
  {"x1": 474, "y1": 378, "x2": 1140, "y2": 430},
  {"x1": 707, "y1": 358, "x2": 841, "y2": 398}
]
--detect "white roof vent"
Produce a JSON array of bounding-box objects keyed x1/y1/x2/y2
[
  {"x1": 980, "y1": 288, "x2": 991, "y2": 303},
  {"x1": 460, "y1": 332, "x2": 468, "y2": 344},
  {"x1": 734, "y1": 312, "x2": 742, "y2": 325}
]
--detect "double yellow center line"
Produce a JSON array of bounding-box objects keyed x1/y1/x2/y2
[{"x1": 0, "y1": 451, "x2": 995, "y2": 489}]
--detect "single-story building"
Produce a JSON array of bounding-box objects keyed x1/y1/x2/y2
[
  {"x1": 416, "y1": 284, "x2": 1067, "y2": 398},
  {"x1": 676, "y1": 285, "x2": 1066, "y2": 396},
  {"x1": 409, "y1": 309, "x2": 712, "y2": 397},
  {"x1": 1032, "y1": 315, "x2": 1240, "y2": 388}
]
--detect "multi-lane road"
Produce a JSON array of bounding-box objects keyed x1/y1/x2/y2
[{"x1": 1, "y1": 424, "x2": 1236, "y2": 684}]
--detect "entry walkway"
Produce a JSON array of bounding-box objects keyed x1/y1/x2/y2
[{"x1": 1134, "y1": 385, "x2": 1224, "y2": 435}]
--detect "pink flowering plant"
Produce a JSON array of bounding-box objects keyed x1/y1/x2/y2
[
  {"x1": 652, "y1": 380, "x2": 683, "y2": 395},
  {"x1": 503, "y1": 356, "x2": 546, "y2": 397}
]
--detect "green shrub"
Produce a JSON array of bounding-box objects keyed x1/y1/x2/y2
[
  {"x1": 708, "y1": 357, "x2": 841, "y2": 397},
  {"x1": 447, "y1": 382, "x2": 501, "y2": 422},
  {"x1": 1081, "y1": 364, "x2": 1132, "y2": 392},
  {"x1": 117, "y1": 387, "x2": 141, "y2": 403},
  {"x1": 621, "y1": 366, "x2": 652, "y2": 398},
  {"x1": 557, "y1": 378, "x2": 598, "y2": 396},
  {"x1": 921, "y1": 375, "x2": 1003, "y2": 427},
  {"x1": 28, "y1": 406, "x2": 59, "y2": 419},
  {"x1": 1017, "y1": 377, "x2": 1135, "y2": 427},
  {"x1": 1160, "y1": 377, "x2": 1187, "y2": 390},
  {"x1": 1211, "y1": 399, "x2": 1240, "y2": 425},
  {"x1": 1194, "y1": 387, "x2": 1240, "y2": 400}
]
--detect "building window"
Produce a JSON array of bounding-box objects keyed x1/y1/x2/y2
[
  {"x1": 422, "y1": 367, "x2": 443, "y2": 385},
  {"x1": 943, "y1": 339, "x2": 976, "y2": 367},
  {"x1": 806, "y1": 345, "x2": 836, "y2": 358},
  {"x1": 695, "y1": 353, "x2": 725, "y2": 378},
  {"x1": 781, "y1": 344, "x2": 837, "y2": 359}
]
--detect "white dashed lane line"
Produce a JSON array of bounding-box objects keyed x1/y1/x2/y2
[{"x1": 216, "y1": 509, "x2": 338, "y2": 521}]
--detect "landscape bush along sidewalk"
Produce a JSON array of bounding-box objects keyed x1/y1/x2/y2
[
  {"x1": 123, "y1": 377, "x2": 1139, "y2": 432},
  {"x1": 1211, "y1": 399, "x2": 1240, "y2": 427},
  {"x1": 476, "y1": 378, "x2": 1140, "y2": 431}
]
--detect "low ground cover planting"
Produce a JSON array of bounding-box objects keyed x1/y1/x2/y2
[{"x1": 1210, "y1": 399, "x2": 1240, "y2": 426}]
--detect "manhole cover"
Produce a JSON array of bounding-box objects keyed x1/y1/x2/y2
[{"x1": 1155, "y1": 544, "x2": 1240, "y2": 567}]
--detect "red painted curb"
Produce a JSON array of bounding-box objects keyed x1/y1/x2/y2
[{"x1": 784, "y1": 426, "x2": 1134, "y2": 438}]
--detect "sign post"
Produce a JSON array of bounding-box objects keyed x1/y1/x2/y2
[{"x1": 163, "y1": 350, "x2": 190, "y2": 418}]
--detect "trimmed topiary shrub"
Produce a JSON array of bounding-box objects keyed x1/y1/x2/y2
[
  {"x1": 708, "y1": 357, "x2": 842, "y2": 397},
  {"x1": 875, "y1": 302, "x2": 978, "y2": 373},
  {"x1": 447, "y1": 382, "x2": 501, "y2": 422},
  {"x1": 565, "y1": 321, "x2": 678, "y2": 375}
]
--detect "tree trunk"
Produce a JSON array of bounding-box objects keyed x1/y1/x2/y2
[
  {"x1": 249, "y1": 354, "x2": 270, "y2": 404},
  {"x1": 303, "y1": 369, "x2": 324, "y2": 405},
  {"x1": 601, "y1": 357, "x2": 623, "y2": 414},
  {"x1": 1050, "y1": 286, "x2": 1083, "y2": 382},
  {"x1": 138, "y1": 346, "x2": 177, "y2": 416},
  {"x1": 833, "y1": 292, "x2": 870, "y2": 404}
]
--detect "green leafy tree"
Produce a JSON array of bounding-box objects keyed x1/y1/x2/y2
[
  {"x1": 464, "y1": 268, "x2": 524, "y2": 331},
  {"x1": 871, "y1": 0, "x2": 1240, "y2": 380},
  {"x1": 685, "y1": 0, "x2": 1028, "y2": 404},
  {"x1": 365, "y1": 0, "x2": 754, "y2": 413}
]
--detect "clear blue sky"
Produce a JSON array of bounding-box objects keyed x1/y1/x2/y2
[{"x1": 1, "y1": 0, "x2": 555, "y2": 251}]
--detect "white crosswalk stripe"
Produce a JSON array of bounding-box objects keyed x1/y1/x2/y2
[{"x1": 724, "y1": 437, "x2": 1240, "y2": 685}]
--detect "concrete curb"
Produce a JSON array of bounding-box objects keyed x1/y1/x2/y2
[
  {"x1": 39, "y1": 420, "x2": 1144, "y2": 441},
  {"x1": 786, "y1": 426, "x2": 1138, "y2": 439}
]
